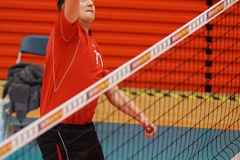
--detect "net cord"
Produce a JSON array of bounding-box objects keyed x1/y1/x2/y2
[{"x1": 0, "y1": 0, "x2": 238, "y2": 159}]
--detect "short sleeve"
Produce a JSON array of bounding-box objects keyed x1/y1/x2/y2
[
  {"x1": 54, "y1": 6, "x2": 79, "y2": 42},
  {"x1": 102, "y1": 67, "x2": 110, "y2": 77}
]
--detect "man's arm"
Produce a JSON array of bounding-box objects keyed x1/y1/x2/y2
[
  {"x1": 64, "y1": 0, "x2": 80, "y2": 24},
  {"x1": 104, "y1": 86, "x2": 157, "y2": 138}
]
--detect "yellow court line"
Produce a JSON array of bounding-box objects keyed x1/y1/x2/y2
[{"x1": 120, "y1": 88, "x2": 240, "y2": 102}]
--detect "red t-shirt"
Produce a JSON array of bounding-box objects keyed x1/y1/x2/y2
[{"x1": 40, "y1": 8, "x2": 109, "y2": 124}]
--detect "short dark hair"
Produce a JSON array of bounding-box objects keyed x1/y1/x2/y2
[{"x1": 57, "y1": 0, "x2": 65, "y2": 13}]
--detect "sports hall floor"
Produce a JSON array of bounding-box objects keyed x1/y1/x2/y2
[
  {"x1": 1, "y1": 81, "x2": 240, "y2": 160},
  {"x1": 4, "y1": 123, "x2": 240, "y2": 160}
]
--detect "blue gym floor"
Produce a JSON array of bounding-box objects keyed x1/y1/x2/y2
[{"x1": 5, "y1": 122, "x2": 240, "y2": 160}]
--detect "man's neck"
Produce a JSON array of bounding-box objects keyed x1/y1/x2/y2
[{"x1": 80, "y1": 21, "x2": 91, "y2": 33}]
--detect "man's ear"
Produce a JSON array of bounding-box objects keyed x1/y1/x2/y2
[{"x1": 61, "y1": 4, "x2": 65, "y2": 10}]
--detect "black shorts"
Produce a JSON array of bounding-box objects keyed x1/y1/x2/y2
[{"x1": 37, "y1": 122, "x2": 104, "y2": 160}]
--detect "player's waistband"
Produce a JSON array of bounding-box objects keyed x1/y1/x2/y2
[{"x1": 52, "y1": 122, "x2": 95, "y2": 131}]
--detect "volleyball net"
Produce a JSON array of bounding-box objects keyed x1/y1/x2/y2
[{"x1": 1, "y1": 0, "x2": 240, "y2": 159}]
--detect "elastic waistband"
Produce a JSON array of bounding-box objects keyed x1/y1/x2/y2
[{"x1": 52, "y1": 122, "x2": 94, "y2": 130}]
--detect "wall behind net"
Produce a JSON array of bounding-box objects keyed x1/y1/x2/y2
[{"x1": 94, "y1": 1, "x2": 240, "y2": 160}]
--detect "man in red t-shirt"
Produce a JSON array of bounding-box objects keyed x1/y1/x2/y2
[{"x1": 37, "y1": 0, "x2": 157, "y2": 159}]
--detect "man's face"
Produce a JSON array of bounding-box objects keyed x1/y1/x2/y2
[{"x1": 79, "y1": 0, "x2": 95, "y2": 25}]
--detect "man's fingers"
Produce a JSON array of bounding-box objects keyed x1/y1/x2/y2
[{"x1": 146, "y1": 126, "x2": 153, "y2": 133}]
